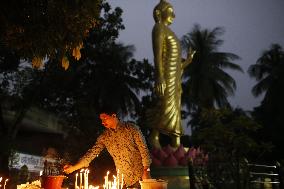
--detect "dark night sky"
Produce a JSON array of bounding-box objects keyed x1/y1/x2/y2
[{"x1": 108, "y1": 0, "x2": 284, "y2": 112}]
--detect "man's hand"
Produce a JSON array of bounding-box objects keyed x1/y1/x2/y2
[
  {"x1": 187, "y1": 47, "x2": 196, "y2": 61},
  {"x1": 142, "y1": 167, "x2": 151, "y2": 180},
  {"x1": 182, "y1": 47, "x2": 196, "y2": 69},
  {"x1": 63, "y1": 164, "x2": 76, "y2": 174}
]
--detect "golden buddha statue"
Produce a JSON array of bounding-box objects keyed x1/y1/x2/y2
[{"x1": 147, "y1": 0, "x2": 195, "y2": 148}]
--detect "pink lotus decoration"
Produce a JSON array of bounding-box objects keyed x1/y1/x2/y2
[
  {"x1": 151, "y1": 147, "x2": 159, "y2": 158},
  {"x1": 163, "y1": 153, "x2": 178, "y2": 167},
  {"x1": 162, "y1": 144, "x2": 174, "y2": 156},
  {"x1": 178, "y1": 156, "x2": 189, "y2": 166},
  {"x1": 187, "y1": 147, "x2": 197, "y2": 160},
  {"x1": 156, "y1": 148, "x2": 168, "y2": 162},
  {"x1": 150, "y1": 145, "x2": 209, "y2": 167},
  {"x1": 173, "y1": 144, "x2": 186, "y2": 161},
  {"x1": 152, "y1": 156, "x2": 162, "y2": 167}
]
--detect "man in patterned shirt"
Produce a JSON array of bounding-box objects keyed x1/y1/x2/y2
[{"x1": 64, "y1": 113, "x2": 152, "y2": 188}]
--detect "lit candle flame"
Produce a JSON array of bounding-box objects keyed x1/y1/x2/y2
[
  {"x1": 89, "y1": 185, "x2": 99, "y2": 189},
  {"x1": 4, "y1": 179, "x2": 9, "y2": 189}
]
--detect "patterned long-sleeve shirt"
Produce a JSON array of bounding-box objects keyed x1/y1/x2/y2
[{"x1": 77, "y1": 122, "x2": 152, "y2": 187}]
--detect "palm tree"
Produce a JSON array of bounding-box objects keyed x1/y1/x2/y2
[
  {"x1": 248, "y1": 44, "x2": 284, "y2": 103},
  {"x1": 249, "y1": 44, "x2": 284, "y2": 160},
  {"x1": 181, "y1": 24, "x2": 243, "y2": 113},
  {"x1": 74, "y1": 2, "x2": 151, "y2": 118}
]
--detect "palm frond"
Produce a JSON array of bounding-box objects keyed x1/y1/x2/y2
[
  {"x1": 251, "y1": 76, "x2": 272, "y2": 97},
  {"x1": 181, "y1": 25, "x2": 241, "y2": 111}
]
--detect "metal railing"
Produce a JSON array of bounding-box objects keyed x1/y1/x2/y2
[{"x1": 247, "y1": 162, "x2": 283, "y2": 189}]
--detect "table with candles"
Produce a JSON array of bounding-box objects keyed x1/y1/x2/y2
[
  {"x1": 74, "y1": 168, "x2": 124, "y2": 189},
  {"x1": 0, "y1": 176, "x2": 9, "y2": 189}
]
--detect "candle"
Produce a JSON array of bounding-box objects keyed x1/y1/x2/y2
[
  {"x1": 75, "y1": 173, "x2": 78, "y2": 189},
  {"x1": 80, "y1": 169, "x2": 84, "y2": 189},
  {"x1": 108, "y1": 181, "x2": 111, "y2": 189},
  {"x1": 117, "y1": 170, "x2": 119, "y2": 189},
  {"x1": 120, "y1": 174, "x2": 124, "y2": 189},
  {"x1": 112, "y1": 176, "x2": 116, "y2": 189},
  {"x1": 4, "y1": 179, "x2": 8, "y2": 189},
  {"x1": 106, "y1": 171, "x2": 109, "y2": 189},
  {"x1": 87, "y1": 169, "x2": 89, "y2": 189},
  {"x1": 104, "y1": 177, "x2": 106, "y2": 189},
  {"x1": 84, "y1": 169, "x2": 89, "y2": 189},
  {"x1": 84, "y1": 170, "x2": 86, "y2": 189}
]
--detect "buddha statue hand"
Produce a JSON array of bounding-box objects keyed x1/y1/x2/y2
[
  {"x1": 155, "y1": 79, "x2": 166, "y2": 96},
  {"x1": 187, "y1": 47, "x2": 196, "y2": 64}
]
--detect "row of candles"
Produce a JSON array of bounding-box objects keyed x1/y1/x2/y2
[
  {"x1": 103, "y1": 170, "x2": 124, "y2": 189},
  {"x1": 0, "y1": 177, "x2": 9, "y2": 189},
  {"x1": 75, "y1": 169, "x2": 90, "y2": 189},
  {"x1": 74, "y1": 169, "x2": 124, "y2": 189}
]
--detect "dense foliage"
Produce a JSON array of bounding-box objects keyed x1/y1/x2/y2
[
  {"x1": 191, "y1": 108, "x2": 272, "y2": 189},
  {"x1": 0, "y1": 0, "x2": 101, "y2": 60},
  {"x1": 249, "y1": 44, "x2": 284, "y2": 161}
]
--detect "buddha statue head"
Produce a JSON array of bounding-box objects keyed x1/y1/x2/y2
[{"x1": 153, "y1": 0, "x2": 175, "y2": 25}]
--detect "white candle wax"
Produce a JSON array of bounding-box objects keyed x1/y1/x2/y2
[
  {"x1": 86, "y1": 169, "x2": 89, "y2": 189},
  {"x1": 4, "y1": 179, "x2": 8, "y2": 189},
  {"x1": 121, "y1": 174, "x2": 124, "y2": 189},
  {"x1": 117, "y1": 170, "x2": 119, "y2": 189},
  {"x1": 80, "y1": 169, "x2": 84, "y2": 189},
  {"x1": 75, "y1": 173, "x2": 78, "y2": 189},
  {"x1": 87, "y1": 170, "x2": 89, "y2": 189},
  {"x1": 108, "y1": 181, "x2": 111, "y2": 189},
  {"x1": 106, "y1": 171, "x2": 109, "y2": 189},
  {"x1": 113, "y1": 176, "x2": 117, "y2": 189},
  {"x1": 84, "y1": 169, "x2": 87, "y2": 189}
]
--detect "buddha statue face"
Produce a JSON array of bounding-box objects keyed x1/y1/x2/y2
[
  {"x1": 153, "y1": 0, "x2": 175, "y2": 25},
  {"x1": 163, "y1": 6, "x2": 175, "y2": 25}
]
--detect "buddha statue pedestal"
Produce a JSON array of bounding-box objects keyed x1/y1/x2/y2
[{"x1": 151, "y1": 167, "x2": 190, "y2": 189}]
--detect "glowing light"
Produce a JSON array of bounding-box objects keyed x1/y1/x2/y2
[
  {"x1": 80, "y1": 169, "x2": 84, "y2": 189},
  {"x1": 32, "y1": 57, "x2": 43, "y2": 69},
  {"x1": 4, "y1": 179, "x2": 9, "y2": 189},
  {"x1": 75, "y1": 173, "x2": 78, "y2": 189},
  {"x1": 61, "y1": 56, "x2": 70, "y2": 70},
  {"x1": 103, "y1": 171, "x2": 124, "y2": 189},
  {"x1": 75, "y1": 169, "x2": 90, "y2": 189},
  {"x1": 88, "y1": 186, "x2": 99, "y2": 189}
]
